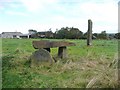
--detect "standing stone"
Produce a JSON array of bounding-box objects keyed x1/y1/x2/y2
[
  {"x1": 58, "y1": 46, "x2": 67, "y2": 59},
  {"x1": 87, "y1": 19, "x2": 93, "y2": 46},
  {"x1": 30, "y1": 49, "x2": 53, "y2": 66}
]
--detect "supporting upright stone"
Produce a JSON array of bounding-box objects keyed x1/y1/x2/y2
[
  {"x1": 58, "y1": 46, "x2": 67, "y2": 59},
  {"x1": 87, "y1": 19, "x2": 93, "y2": 46}
]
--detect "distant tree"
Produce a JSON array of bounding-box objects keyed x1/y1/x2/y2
[
  {"x1": 114, "y1": 33, "x2": 120, "y2": 39},
  {"x1": 28, "y1": 29, "x2": 37, "y2": 34},
  {"x1": 55, "y1": 27, "x2": 69, "y2": 39},
  {"x1": 107, "y1": 34, "x2": 115, "y2": 39},
  {"x1": 54, "y1": 27, "x2": 83, "y2": 39},
  {"x1": 98, "y1": 31, "x2": 107, "y2": 39},
  {"x1": 93, "y1": 33, "x2": 98, "y2": 37},
  {"x1": 28, "y1": 29, "x2": 38, "y2": 38},
  {"x1": 82, "y1": 32, "x2": 88, "y2": 39},
  {"x1": 69, "y1": 27, "x2": 83, "y2": 39},
  {"x1": 45, "y1": 30, "x2": 54, "y2": 38},
  {"x1": 82, "y1": 32, "x2": 97, "y2": 39},
  {"x1": 92, "y1": 33, "x2": 98, "y2": 39}
]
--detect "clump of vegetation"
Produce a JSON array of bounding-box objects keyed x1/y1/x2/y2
[{"x1": 2, "y1": 39, "x2": 118, "y2": 88}]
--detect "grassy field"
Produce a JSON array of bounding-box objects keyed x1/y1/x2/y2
[{"x1": 2, "y1": 38, "x2": 118, "y2": 88}]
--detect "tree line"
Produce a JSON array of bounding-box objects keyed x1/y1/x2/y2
[{"x1": 28, "y1": 27, "x2": 120, "y2": 39}]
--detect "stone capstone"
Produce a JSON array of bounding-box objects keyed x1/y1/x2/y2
[{"x1": 32, "y1": 40, "x2": 75, "y2": 49}]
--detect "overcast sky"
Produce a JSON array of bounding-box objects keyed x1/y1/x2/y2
[{"x1": 0, "y1": 0, "x2": 119, "y2": 34}]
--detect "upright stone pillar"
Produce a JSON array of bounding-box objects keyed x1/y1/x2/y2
[
  {"x1": 58, "y1": 46, "x2": 67, "y2": 59},
  {"x1": 87, "y1": 19, "x2": 92, "y2": 46}
]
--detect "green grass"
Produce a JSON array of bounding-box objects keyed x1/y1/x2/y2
[{"x1": 2, "y1": 38, "x2": 119, "y2": 88}]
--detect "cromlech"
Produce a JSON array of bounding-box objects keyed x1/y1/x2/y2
[
  {"x1": 87, "y1": 19, "x2": 92, "y2": 46},
  {"x1": 32, "y1": 40, "x2": 76, "y2": 58}
]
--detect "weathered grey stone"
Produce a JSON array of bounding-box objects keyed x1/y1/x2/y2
[
  {"x1": 30, "y1": 49, "x2": 53, "y2": 65},
  {"x1": 32, "y1": 40, "x2": 75, "y2": 49},
  {"x1": 58, "y1": 46, "x2": 67, "y2": 59},
  {"x1": 87, "y1": 19, "x2": 92, "y2": 46}
]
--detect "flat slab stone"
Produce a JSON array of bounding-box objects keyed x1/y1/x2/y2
[{"x1": 32, "y1": 40, "x2": 76, "y2": 49}]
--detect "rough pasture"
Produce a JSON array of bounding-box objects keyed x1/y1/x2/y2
[{"x1": 2, "y1": 38, "x2": 118, "y2": 88}]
